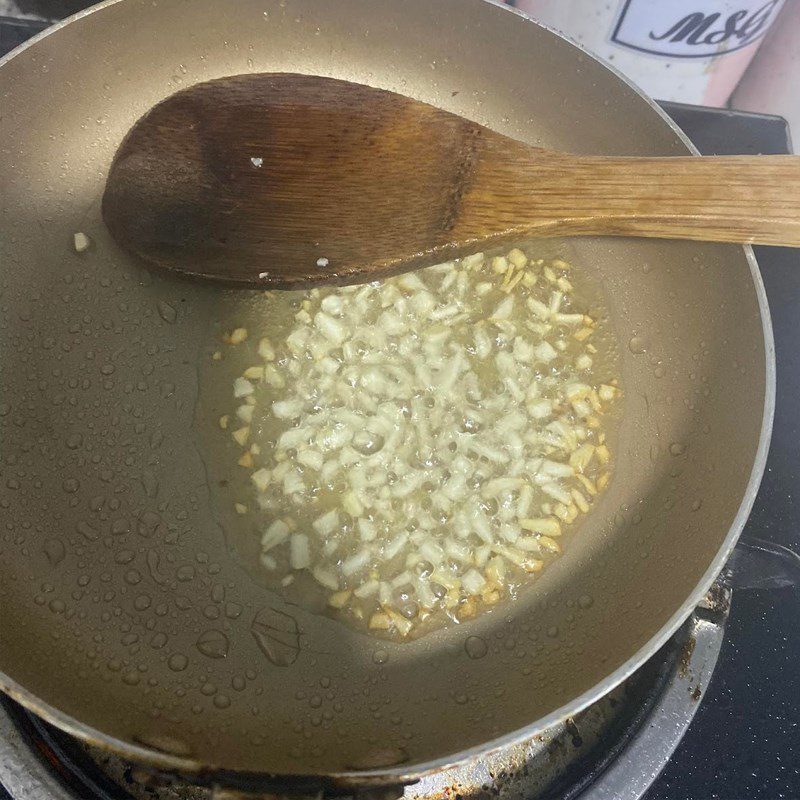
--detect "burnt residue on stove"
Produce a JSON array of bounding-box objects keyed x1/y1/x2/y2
[
  {"x1": 678, "y1": 635, "x2": 697, "y2": 679},
  {"x1": 536, "y1": 631, "x2": 684, "y2": 800},
  {"x1": 564, "y1": 719, "x2": 583, "y2": 749}
]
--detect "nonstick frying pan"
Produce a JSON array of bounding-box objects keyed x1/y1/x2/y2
[{"x1": 0, "y1": 0, "x2": 774, "y2": 791}]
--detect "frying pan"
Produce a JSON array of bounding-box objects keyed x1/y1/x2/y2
[{"x1": 0, "y1": 0, "x2": 774, "y2": 792}]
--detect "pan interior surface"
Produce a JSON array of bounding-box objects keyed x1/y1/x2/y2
[{"x1": 0, "y1": 0, "x2": 770, "y2": 778}]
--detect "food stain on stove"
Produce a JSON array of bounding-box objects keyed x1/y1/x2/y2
[
  {"x1": 678, "y1": 634, "x2": 697, "y2": 678},
  {"x1": 565, "y1": 717, "x2": 583, "y2": 748}
]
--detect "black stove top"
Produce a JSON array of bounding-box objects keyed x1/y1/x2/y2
[
  {"x1": 647, "y1": 104, "x2": 800, "y2": 800},
  {"x1": 1, "y1": 11, "x2": 799, "y2": 800}
]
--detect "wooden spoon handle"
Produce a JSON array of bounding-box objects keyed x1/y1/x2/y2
[{"x1": 464, "y1": 149, "x2": 800, "y2": 247}]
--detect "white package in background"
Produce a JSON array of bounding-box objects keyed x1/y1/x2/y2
[
  {"x1": 732, "y1": 0, "x2": 800, "y2": 150},
  {"x1": 510, "y1": 0, "x2": 785, "y2": 106}
]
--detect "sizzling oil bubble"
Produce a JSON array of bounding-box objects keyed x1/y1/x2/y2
[
  {"x1": 464, "y1": 635, "x2": 488, "y2": 659},
  {"x1": 372, "y1": 649, "x2": 388, "y2": 665}
]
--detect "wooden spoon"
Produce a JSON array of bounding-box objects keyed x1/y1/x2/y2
[{"x1": 102, "y1": 73, "x2": 800, "y2": 289}]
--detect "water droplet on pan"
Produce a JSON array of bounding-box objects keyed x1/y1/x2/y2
[
  {"x1": 464, "y1": 635, "x2": 488, "y2": 659},
  {"x1": 196, "y1": 629, "x2": 229, "y2": 659},
  {"x1": 43, "y1": 538, "x2": 65, "y2": 565},
  {"x1": 167, "y1": 654, "x2": 188, "y2": 672},
  {"x1": 157, "y1": 301, "x2": 177, "y2": 324},
  {"x1": 628, "y1": 335, "x2": 648, "y2": 354}
]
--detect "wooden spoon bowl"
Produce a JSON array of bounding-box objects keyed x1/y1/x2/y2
[{"x1": 102, "y1": 73, "x2": 800, "y2": 289}]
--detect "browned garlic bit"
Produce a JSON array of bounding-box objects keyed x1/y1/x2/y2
[{"x1": 217, "y1": 248, "x2": 620, "y2": 638}]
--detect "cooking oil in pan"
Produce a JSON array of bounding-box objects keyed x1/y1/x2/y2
[{"x1": 196, "y1": 245, "x2": 622, "y2": 640}]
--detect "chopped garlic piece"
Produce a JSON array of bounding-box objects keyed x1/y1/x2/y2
[
  {"x1": 251, "y1": 468, "x2": 271, "y2": 493},
  {"x1": 519, "y1": 517, "x2": 561, "y2": 537},
  {"x1": 227, "y1": 328, "x2": 248, "y2": 345},
  {"x1": 290, "y1": 533, "x2": 311, "y2": 569},
  {"x1": 232, "y1": 426, "x2": 250, "y2": 446},
  {"x1": 233, "y1": 377, "x2": 254, "y2": 398},
  {"x1": 236, "y1": 404, "x2": 254, "y2": 424},
  {"x1": 73, "y1": 232, "x2": 91, "y2": 252}
]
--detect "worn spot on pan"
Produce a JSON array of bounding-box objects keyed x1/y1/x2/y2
[{"x1": 250, "y1": 606, "x2": 301, "y2": 666}]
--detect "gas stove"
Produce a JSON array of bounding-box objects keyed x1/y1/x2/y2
[{"x1": 1, "y1": 7, "x2": 799, "y2": 800}]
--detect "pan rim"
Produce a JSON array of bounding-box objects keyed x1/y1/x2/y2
[{"x1": 0, "y1": 0, "x2": 777, "y2": 785}]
